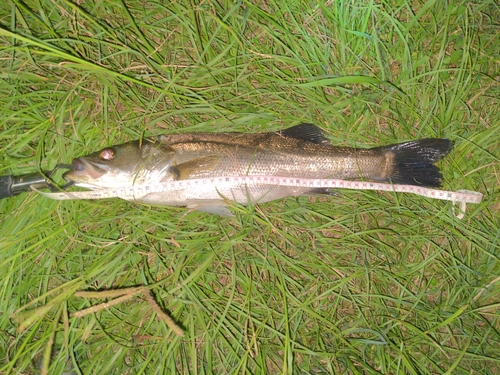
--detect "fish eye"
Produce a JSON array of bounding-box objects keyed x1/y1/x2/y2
[{"x1": 99, "y1": 148, "x2": 116, "y2": 161}]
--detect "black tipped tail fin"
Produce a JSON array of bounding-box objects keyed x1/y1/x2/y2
[{"x1": 381, "y1": 138, "x2": 454, "y2": 187}]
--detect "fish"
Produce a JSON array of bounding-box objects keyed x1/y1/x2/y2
[{"x1": 63, "y1": 123, "x2": 454, "y2": 216}]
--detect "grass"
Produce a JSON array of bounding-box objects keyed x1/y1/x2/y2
[{"x1": 0, "y1": 0, "x2": 499, "y2": 373}]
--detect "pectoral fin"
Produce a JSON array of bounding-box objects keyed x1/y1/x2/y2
[{"x1": 173, "y1": 156, "x2": 220, "y2": 179}]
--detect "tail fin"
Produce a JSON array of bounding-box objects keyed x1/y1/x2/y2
[{"x1": 380, "y1": 139, "x2": 454, "y2": 187}]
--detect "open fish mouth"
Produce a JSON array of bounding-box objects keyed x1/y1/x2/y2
[{"x1": 63, "y1": 158, "x2": 109, "y2": 181}]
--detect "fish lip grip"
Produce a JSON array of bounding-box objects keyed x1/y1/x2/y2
[{"x1": 0, "y1": 164, "x2": 75, "y2": 199}]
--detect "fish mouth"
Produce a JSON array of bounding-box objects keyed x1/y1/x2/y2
[{"x1": 63, "y1": 158, "x2": 109, "y2": 182}]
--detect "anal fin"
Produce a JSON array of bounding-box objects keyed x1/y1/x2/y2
[{"x1": 302, "y1": 187, "x2": 339, "y2": 197}]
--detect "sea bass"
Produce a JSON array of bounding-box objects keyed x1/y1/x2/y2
[{"x1": 63, "y1": 124, "x2": 454, "y2": 216}]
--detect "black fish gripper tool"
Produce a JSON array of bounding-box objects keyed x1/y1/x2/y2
[{"x1": 0, "y1": 164, "x2": 75, "y2": 199}]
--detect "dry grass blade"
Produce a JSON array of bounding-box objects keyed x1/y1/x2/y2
[{"x1": 73, "y1": 287, "x2": 184, "y2": 337}]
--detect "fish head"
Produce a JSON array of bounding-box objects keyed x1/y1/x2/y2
[{"x1": 63, "y1": 140, "x2": 176, "y2": 189}]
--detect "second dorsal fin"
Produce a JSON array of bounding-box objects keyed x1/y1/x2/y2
[{"x1": 278, "y1": 123, "x2": 330, "y2": 145}]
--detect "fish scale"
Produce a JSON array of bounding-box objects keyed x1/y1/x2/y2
[{"x1": 161, "y1": 135, "x2": 386, "y2": 180}]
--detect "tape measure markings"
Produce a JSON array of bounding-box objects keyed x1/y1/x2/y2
[{"x1": 33, "y1": 175, "x2": 483, "y2": 204}]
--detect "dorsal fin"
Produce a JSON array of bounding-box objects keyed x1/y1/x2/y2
[{"x1": 278, "y1": 123, "x2": 330, "y2": 145}]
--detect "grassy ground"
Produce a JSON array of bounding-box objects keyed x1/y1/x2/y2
[{"x1": 0, "y1": 0, "x2": 499, "y2": 374}]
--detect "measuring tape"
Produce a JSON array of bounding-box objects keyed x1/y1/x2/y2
[{"x1": 33, "y1": 175, "x2": 483, "y2": 219}]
